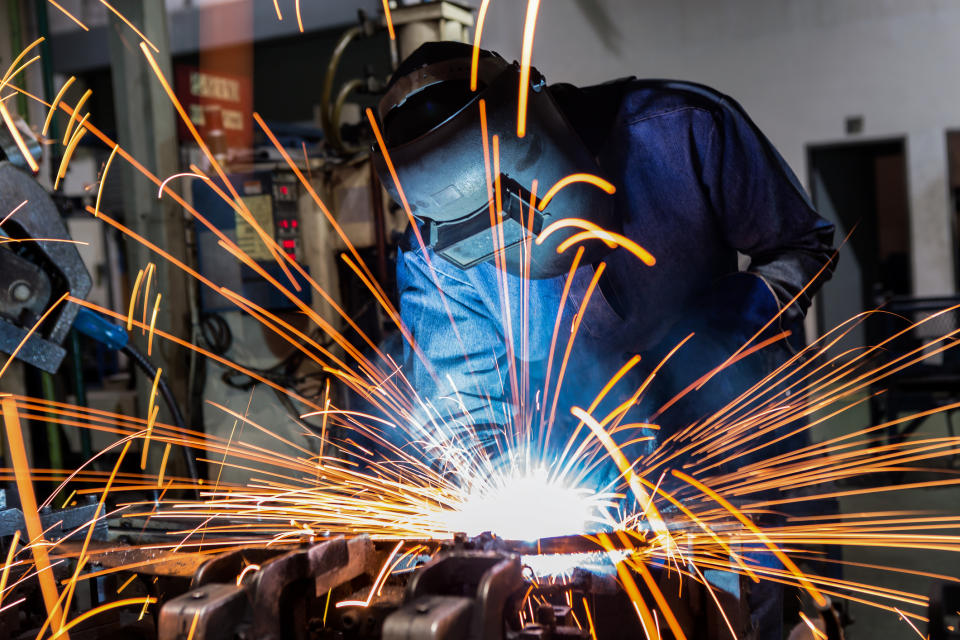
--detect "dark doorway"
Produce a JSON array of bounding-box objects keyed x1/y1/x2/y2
[
  {"x1": 946, "y1": 131, "x2": 960, "y2": 288},
  {"x1": 808, "y1": 139, "x2": 911, "y2": 346}
]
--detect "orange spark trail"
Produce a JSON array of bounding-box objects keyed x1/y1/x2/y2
[
  {"x1": 544, "y1": 263, "x2": 606, "y2": 447},
  {"x1": 0, "y1": 292, "x2": 68, "y2": 380},
  {"x1": 99, "y1": 0, "x2": 159, "y2": 52},
  {"x1": 62, "y1": 89, "x2": 91, "y2": 144},
  {"x1": 0, "y1": 530, "x2": 20, "y2": 609},
  {"x1": 381, "y1": 0, "x2": 396, "y2": 40},
  {"x1": 538, "y1": 173, "x2": 616, "y2": 210},
  {"x1": 43, "y1": 76, "x2": 75, "y2": 136},
  {"x1": 0, "y1": 37, "x2": 44, "y2": 87},
  {"x1": 2, "y1": 398, "x2": 67, "y2": 635},
  {"x1": 671, "y1": 469, "x2": 828, "y2": 607},
  {"x1": 52, "y1": 597, "x2": 156, "y2": 639},
  {"x1": 517, "y1": 0, "x2": 542, "y2": 138},
  {"x1": 94, "y1": 144, "x2": 119, "y2": 218},
  {"x1": 537, "y1": 246, "x2": 585, "y2": 433},
  {"x1": 0, "y1": 200, "x2": 27, "y2": 227},
  {"x1": 55, "y1": 113, "x2": 89, "y2": 188},
  {"x1": 557, "y1": 230, "x2": 656, "y2": 267},
  {"x1": 138, "y1": 44, "x2": 299, "y2": 292},
  {"x1": 0, "y1": 102, "x2": 38, "y2": 172},
  {"x1": 47, "y1": 1, "x2": 89, "y2": 30},
  {"x1": 295, "y1": 0, "x2": 303, "y2": 32},
  {"x1": 470, "y1": 0, "x2": 492, "y2": 91}
]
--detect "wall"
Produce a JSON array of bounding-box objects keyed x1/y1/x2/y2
[{"x1": 481, "y1": 0, "x2": 960, "y2": 297}]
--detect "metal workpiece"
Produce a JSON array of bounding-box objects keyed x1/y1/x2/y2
[
  {"x1": 154, "y1": 535, "x2": 380, "y2": 640},
  {"x1": 250, "y1": 536, "x2": 378, "y2": 640},
  {"x1": 0, "y1": 492, "x2": 106, "y2": 543},
  {"x1": 384, "y1": 551, "x2": 525, "y2": 640},
  {"x1": 0, "y1": 162, "x2": 92, "y2": 373},
  {"x1": 157, "y1": 582, "x2": 248, "y2": 640}
]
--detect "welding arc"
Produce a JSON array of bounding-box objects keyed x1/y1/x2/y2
[{"x1": 122, "y1": 342, "x2": 200, "y2": 493}]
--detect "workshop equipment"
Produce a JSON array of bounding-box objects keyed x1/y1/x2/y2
[{"x1": 0, "y1": 161, "x2": 91, "y2": 373}]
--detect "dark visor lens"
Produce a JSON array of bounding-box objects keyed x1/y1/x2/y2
[{"x1": 384, "y1": 81, "x2": 481, "y2": 146}]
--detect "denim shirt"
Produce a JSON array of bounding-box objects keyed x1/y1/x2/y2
[{"x1": 395, "y1": 80, "x2": 836, "y2": 446}]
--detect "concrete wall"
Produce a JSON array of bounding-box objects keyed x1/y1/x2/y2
[{"x1": 481, "y1": 0, "x2": 960, "y2": 296}]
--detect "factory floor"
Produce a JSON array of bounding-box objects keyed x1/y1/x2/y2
[{"x1": 809, "y1": 395, "x2": 960, "y2": 640}]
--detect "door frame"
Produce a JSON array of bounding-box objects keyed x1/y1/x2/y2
[{"x1": 805, "y1": 135, "x2": 912, "y2": 338}]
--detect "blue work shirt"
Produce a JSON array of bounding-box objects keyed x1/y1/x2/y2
[{"x1": 395, "y1": 80, "x2": 835, "y2": 457}]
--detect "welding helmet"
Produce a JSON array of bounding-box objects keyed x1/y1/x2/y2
[{"x1": 371, "y1": 42, "x2": 620, "y2": 278}]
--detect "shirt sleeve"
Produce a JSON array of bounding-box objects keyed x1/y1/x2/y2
[
  {"x1": 701, "y1": 94, "x2": 837, "y2": 326},
  {"x1": 395, "y1": 239, "x2": 511, "y2": 445}
]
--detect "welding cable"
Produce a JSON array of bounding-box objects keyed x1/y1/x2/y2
[{"x1": 121, "y1": 343, "x2": 201, "y2": 494}]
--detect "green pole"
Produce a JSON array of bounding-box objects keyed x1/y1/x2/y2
[
  {"x1": 7, "y1": 0, "x2": 29, "y2": 120},
  {"x1": 70, "y1": 330, "x2": 92, "y2": 460},
  {"x1": 40, "y1": 371, "x2": 63, "y2": 471}
]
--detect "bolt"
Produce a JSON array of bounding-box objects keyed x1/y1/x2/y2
[
  {"x1": 415, "y1": 603, "x2": 430, "y2": 614},
  {"x1": 9, "y1": 281, "x2": 31, "y2": 302},
  {"x1": 190, "y1": 591, "x2": 206, "y2": 600}
]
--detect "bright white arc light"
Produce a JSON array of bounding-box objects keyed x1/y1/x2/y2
[{"x1": 444, "y1": 468, "x2": 599, "y2": 541}]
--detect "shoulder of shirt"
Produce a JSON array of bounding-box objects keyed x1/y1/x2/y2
[{"x1": 609, "y1": 79, "x2": 733, "y2": 125}]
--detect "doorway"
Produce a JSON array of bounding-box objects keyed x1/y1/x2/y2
[{"x1": 808, "y1": 139, "x2": 911, "y2": 346}]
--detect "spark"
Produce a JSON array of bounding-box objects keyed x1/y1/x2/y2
[
  {"x1": 335, "y1": 541, "x2": 403, "y2": 608},
  {"x1": 62, "y1": 89, "x2": 91, "y2": 145},
  {"x1": 236, "y1": 563, "x2": 260, "y2": 586},
  {"x1": 2, "y1": 398, "x2": 67, "y2": 634},
  {"x1": 46, "y1": 1, "x2": 89, "y2": 31},
  {"x1": 157, "y1": 172, "x2": 209, "y2": 199},
  {"x1": 381, "y1": 0, "x2": 396, "y2": 40},
  {"x1": 99, "y1": 0, "x2": 159, "y2": 52},
  {"x1": 52, "y1": 597, "x2": 157, "y2": 639},
  {"x1": 0, "y1": 530, "x2": 20, "y2": 609},
  {"x1": 94, "y1": 144, "x2": 119, "y2": 217},
  {"x1": 147, "y1": 292, "x2": 161, "y2": 355},
  {"x1": 43, "y1": 76, "x2": 76, "y2": 137},
  {"x1": 56, "y1": 113, "x2": 89, "y2": 189},
  {"x1": 0, "y1": 102, "x2": 38, "y2": 172},
  {"x1": 538, "y1": 173, "x2": 616, "y2": 210},
  {"x1": 470, "y1": 0, "x2": 492, "y2": 91},
  {"x1": 517, "y1": 0, "x2": 542, "y2": 137},
  {"x1": 0, "y1": 199, "x2": 27, "y2": 227},
  {"x1": 116, "y1": 574, "x2": 137, "y2": 594}
]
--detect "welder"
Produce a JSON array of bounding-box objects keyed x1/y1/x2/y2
[{"x1": 371, "y1": 41, "x2": 836, "y2": 637}]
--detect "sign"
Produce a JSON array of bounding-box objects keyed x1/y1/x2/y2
[{"x1": 174, "y1": 66, "x2": 253, "y2": 149}]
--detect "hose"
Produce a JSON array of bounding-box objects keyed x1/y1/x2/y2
[{"x1": 122, "y1": 343, "x2": 201, "y2": 494}]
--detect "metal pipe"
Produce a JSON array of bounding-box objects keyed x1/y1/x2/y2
[
  {"x1": 320, "y1": 25, "x2": 363, "y2": 155},
  {"x1": 330, "y1": 77, "x2": 365, "y2": 155}
]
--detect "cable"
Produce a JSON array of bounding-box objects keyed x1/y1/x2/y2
[{"x1": 121, "y1": 343, "x2": 201, "y2": 494}]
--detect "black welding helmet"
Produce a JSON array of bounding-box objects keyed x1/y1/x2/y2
[{"x1": 371, "y1": 42, "x2": 620, "y2": 279}]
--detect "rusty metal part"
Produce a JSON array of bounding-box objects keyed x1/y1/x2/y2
[
  {"x1": 154, "y1": 535, "x2": 378, "y2": 640},
  {"x1": 56, "y1": 541, "x2": 216, "y2": 578},
  {"x1": 250, "y1": 536, "x2": 376, "y2": 640}
]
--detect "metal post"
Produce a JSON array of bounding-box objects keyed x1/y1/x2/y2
[{"x1": 106, "y1": 3, "x2": 192, "y2": 448}]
